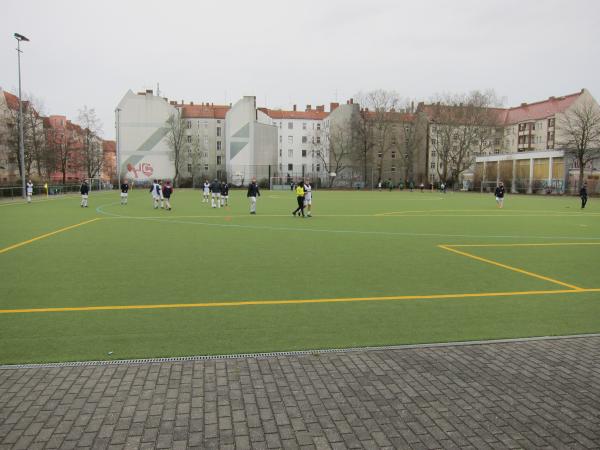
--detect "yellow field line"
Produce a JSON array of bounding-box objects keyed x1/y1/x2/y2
[
  {"x1": 0, "y1": 218, "x2": 102, "y2": 255},
  {"x1": 451, "y1": 243, "x2": 600, "y2": 248},
  {"x1": 1, "y1": 288, "x2": 599, "y2": 314},
  {"x1": 438, "y1": 244, "x2": 584, "y2": 290}
]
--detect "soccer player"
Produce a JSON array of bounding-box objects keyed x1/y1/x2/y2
[
  {"x1": 26, "y1": 180, "x2": 33, "y2": 203},
  {"x1": 162, "y1": 180, "x2": 173, "y2": 210},
  {"x1": 580, "y1": 182, "x2": 588, "y2": 209},
  {"x1": 210, "y1": 178, "x2": 221, "y2": 208},
  {"x1": 80, "y1": 180, "x2": 89, "y2": 207},
  {"x1": 221, "y1": 180, "x2": 229, "y2": 207},
  {"x1": 303, "y1": 179, "x2": 313, "y2": 217},
  {"x1": 120, "y1": 180, "x2": 129, "y2": 205},
  {"x1": 495, "y1": 181, "x2": 505, "y2": 208},
  {"x1": 247, "y1": 178, "x2": 260, "y2": 214},
  {"x1": 292, "y1": 182, "x2": 305, "y2": 217},
  {"x1": 158, "y1": 180, "x2": 165, "y2": 208},
  {"x1": 203, "y1": 180, "x2": 210, "y2": 203},
  {"x1": 150, "y1": 179, "x2": 161, "y2": 209}
]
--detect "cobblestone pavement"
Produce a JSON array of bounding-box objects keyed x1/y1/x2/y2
[{"x1": 1, "y1": 336, "x2": 599, "y2": 449}]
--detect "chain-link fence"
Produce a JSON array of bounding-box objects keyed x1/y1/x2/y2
[{"x1": 0, "y1": 183, "x2": 111, "y2": 200}]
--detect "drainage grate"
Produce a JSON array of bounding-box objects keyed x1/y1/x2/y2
[{"x1": 1, "y1": 333, "x2": 598, "y2": 370}]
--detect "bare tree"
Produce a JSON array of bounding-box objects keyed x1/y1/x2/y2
[
  {"x1": 397, "y1": 113, "x2": 426, "y2": 183},
  {"x1": 46, "y1": 124, "x2": 77, "y2": 185},
  {"x1": 316, "y1": 121, "x2": 354, "y2": 187},
  {"x1": 188, "y1": 132, "x2": 205, "y2": 187},
  {"x1": 558, "y1": 99, "x2": 600, "y2": 189},
  {"x1": 165, "y1": 109, "x2": 186, "y2": 187},
  {"x1": 428, "y1": 90, "x2": 501, "y2": 186},
  {"x1": 78, "y1": 106, "x2": 104, "y2": 179},
  {"x1": 353, "y1": 90, "x2": 402, "y2": 184},
  {"x1": 24, "y1": 95, "x2": 48, "y2": 178},
  {"x1": 5, "y1": 100, "x2": 33, "y2": 180}
]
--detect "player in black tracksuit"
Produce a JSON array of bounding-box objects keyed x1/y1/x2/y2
[
  {"x1": 221, "y1": 181, "x2": 230, "y2": 207},
  {"x1": 80, "y1": 181, "x2": 89, "y2": 207},
  {"x1": 494, "y1": 182, "x2": 505, "y2": 208},
  {"x1": 580, "y1": 183, "x2": 588, "y2": 209}
]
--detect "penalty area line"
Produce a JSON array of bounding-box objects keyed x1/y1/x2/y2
[
  {"x1": 0, "y1": 218, "x2": 102, "y2": 255},
  {"x1": 1, "y1": 288, "x2": 599, "y2": 314}
]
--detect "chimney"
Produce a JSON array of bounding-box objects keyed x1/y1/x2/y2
[
  {"x1": 390, "y1": 107, "x2": 396, "y2": 112},
  {"x1": 306, "y1": 104, "x2": 312, "y2": 111},
  {"x1": 146, "y1": 89, "x2": 153, "y2": 95},
  {"x1": 170, "y1": 101, "x2": 177, "y2": 105},
  {"x1": 365, "y1": 107, "x2": 369, "y2": 112},
  {"x1": 411, "y1": 101, "x2": 415, "y2": 112},
  {"x1": 548, "y1": 96, "x2": 556, "y2": 101},
  {"x1": 190, "y1": 101, "x2": 194, "y2": 105},
  {"x1": 316, "y1": 105, "x2": 324, "y2": 112},
  {"x1": 330, "y1": 102, "x2": 339, "y2": 112},
  {"x1": 293, "y1": 104, "x2": 297, "y2": 111},
  {"x1": 350, "y1": 98, "x2": 354, "y2": 104},
  {"x1": 521, "y1": 102, "x2": 527, "y2": 107}
]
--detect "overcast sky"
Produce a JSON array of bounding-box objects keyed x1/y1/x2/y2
[{"x1": 2, "y1": 0, "x2": 599, "y2": 139}]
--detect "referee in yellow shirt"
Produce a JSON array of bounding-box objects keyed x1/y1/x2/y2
[{"x1": 292, "y1": 183, "x2": 305, "y2": 217}]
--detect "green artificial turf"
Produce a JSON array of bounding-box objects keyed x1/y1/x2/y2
[{"x1": 0, "y1": 188, "x2": 598, "y2": 364}]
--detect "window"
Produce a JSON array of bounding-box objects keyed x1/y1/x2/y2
[
  {"x1": 391, "y1": 151, "x2": 396, "y2": 159},
  {"x1": 302, "y1": 150, "x2": 307, "y2": 157},
  {"x1": 317, "y1": 123, "x2": 321, "y2": 131},
  {"x1": 302, "y1": 136, "x2": 307, "y2": 144},
  {"x1": 279, "y1": 135, "x2": 282, "y2": 143},
  {"x1": 494, "y1": 138, "x2": 500, "y2": 145},
  {"x1": 431, "y1": 151, "x2": 436, "y2": 157},
  {"x1": 217, "y1": 156, "x2": 222, "y2": 165},
  {"x1": 288, "y1": 149, "x2": 293, "y2": 158},
  {"x1": 204, "y1": 164, "x2": 209, "y2": 171},
  {"x1": 187, "y1": 135, "x2": 192, "y2": 143},
  {"x1": 391, "y1": 166, "x2": 396, "y2": 172},
  {"x1": 378, "y1": 152, "x2": 382, "y2": 158},
  {"x1": 288, "y1": 136, "x2": 294, "y2": 144},
  {"x1": 204, "y1": 136, "x2": 209, "y2": 147},
  {"x1": 217, "y1": 141, "x2": 221, "y2": 151},
  {"x1": 316, "y1": 136, "x2": 321, "y2": 144},
  {"x1": 216, "y1": 127, "x2": 221, "y2": 137},
  {"x1": 316, "y1": 164, "x2": 320, "y2": 172},
  {"x1": 548, "y1": 118, "x2": 555, "y2": 128},
  {"x1": 431, "y1": 138, "x2": 436, "y2": 145},
  {"x1": 187, "y1": 121, "x2": 192, "y2": 129},
  {"x1": 430, "y1": 163, "x2": 435, "y2": 169},
  {"x1": 302, "y1": 123, "x2": 307, "y2": 130},
  {"x1": 203, "y1": 152, "x2": 208, "y2": 158},
  {"x1": 288, "y1": 122, "x2": 293, "y2": 129},
  {"x1": 217, "y1": 120, "x2": 221, "y2": 123},
  {"x1": 288, "y1": 163, "x2": 293, "y2": 170},
  {"x1": 187, "y1": 163, "x2": 192, "y2": 173},
  {"x1": 279, "y1": 148, "x2": 282, "y2": 157}
]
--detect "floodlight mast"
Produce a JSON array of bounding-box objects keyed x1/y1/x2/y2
[{"x1": 14, "y1": 32, "x2": 30, "y2": 199}]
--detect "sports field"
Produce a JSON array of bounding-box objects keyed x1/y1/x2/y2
[{"x1": 1, "y1": 188, "x2": 599, "y2": 364}]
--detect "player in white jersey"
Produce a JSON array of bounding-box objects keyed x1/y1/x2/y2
[
  {"x1": 303, "y1": 179, "x2": 313, "y2": 217},
  {"x1": 150, "y1": 179, "x2": 161, "y2": 209},
  {"x1": 203, "y1": 180, "x2": 210, "y2": 203},
  {"x1": 26, "y1": 180, "x2": 33, "y2": 203},
  {"x1": 158, "y1": 180, "x2": 165, "y2": 208}
]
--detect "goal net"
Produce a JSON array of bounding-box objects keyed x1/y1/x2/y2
[{"x1": 269, "y1": 177, "x2": 318, "y2": 191}]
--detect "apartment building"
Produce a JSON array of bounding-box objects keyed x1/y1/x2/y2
[
  {"x1": 260, "y1": 104, "x2": 331, "y2": 182},
  {"x1": 420, "y1": 89, "x2": 599, "y2": 189}
]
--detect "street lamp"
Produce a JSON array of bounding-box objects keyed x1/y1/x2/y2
[
  {"x1": 14, "y1": 32, "x2": 30, "y2": 199},
  {"x1": 115, "y1": 108, "x2": 121, "y2": 188}
]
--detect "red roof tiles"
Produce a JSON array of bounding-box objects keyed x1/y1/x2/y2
[
  {"x1": 180, "y1": 104, "x2": 230, "y2": 119},
  {"x1": 419, "y1": 91, "x2": 583, "y2": 125},
  {"x1": 259, "y1": 108, "x2": 330, "y2": 120}
]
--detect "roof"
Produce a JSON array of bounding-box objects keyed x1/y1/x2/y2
[
  {"x1": 503, "y1": 92, "x2": 580, "y2": 123},
  {"x1": 259, "y1": 108, "x2": 329, "y2": 120},
  {"x1": 180, "y1": 104, "x2": 230, "y2": 119},
  {"x1": 3, "y1": 90, "x2": 20, "y2": 110},
  {"x1": 419, "y1": 90, "x2": 583, "y2": 126},
  {"x1": 361, "y1": 110, "x2": 416, "y2": 123}
]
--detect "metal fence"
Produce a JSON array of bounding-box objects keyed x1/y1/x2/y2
[{"x1": 0, "y1": 182, "x2": 111, "y2": 200}]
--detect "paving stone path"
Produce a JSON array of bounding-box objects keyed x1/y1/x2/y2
[{"x1": 1, "y1": 336, "x2": 599, "y2": 449}]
